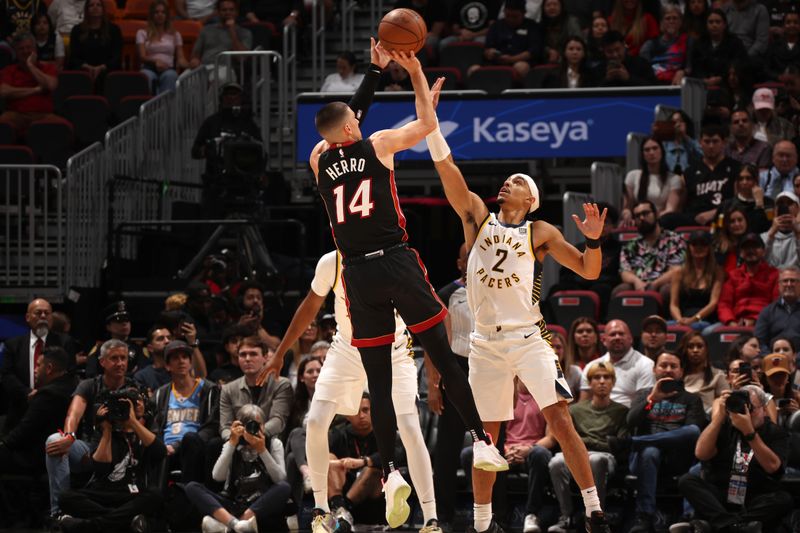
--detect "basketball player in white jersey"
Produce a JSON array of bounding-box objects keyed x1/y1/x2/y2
[
  {"x1": 424, "y1": 80, "x2": 611, "y2": 533},
  {"x1": 258, "y1": 250, "x2": 442, "y2": 533}
]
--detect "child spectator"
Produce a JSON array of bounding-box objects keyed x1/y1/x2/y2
[{"x1": 137, "y1": 0, "x2": 188, "y2": 95}]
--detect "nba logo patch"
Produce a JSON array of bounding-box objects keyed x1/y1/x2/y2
[
  {"x1": 339, "y1": 149, "x2": 345, "y2": 158},
  {"x1": 519, "y1": 227, "x2": 527, "y2": 235}
]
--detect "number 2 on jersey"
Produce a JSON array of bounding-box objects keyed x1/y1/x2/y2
[
  {"x1": 492, "y1": 249, "x2": 508, "y2": 272},
  {"x1": 332, "y1": 179, "x2": 375, "y2": 224}
]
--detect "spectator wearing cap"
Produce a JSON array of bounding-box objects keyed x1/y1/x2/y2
[
  {"x1": 594, "y1": 29, "x2": 657, "y2": 87},
  {"x1": 718, "y1": 233, "x2": 780, "y2": 327},
  {"x1": 752, "y1": 89, "x2": 797, "y2": 147},
  {"x1": 85, "y1": 301, "x2": 148, "y2": 378},
  {"x1": 759, "y1": 140, "x2": 799, "y2": 200},
  {"x1": 149, "y1": 340, "x2": 219, "y2": 484},
  {"x1": 754, "y1": 267, "x2": 800, "y2": 352},
  {"x1": 761, "y1": 191, "x2": 800, "y2": 269},
  {"x1": 761, "y1": 352, "x2": 800, "y2": 426},
  {"x1": 473, "y1": 0, "x2": 543, "y2": 79},
  {"x1": 209, "y1": 324, "x2": 248, "y2": 385},
  {"x1": 639, "y1": 315, "x2": 667, "y2": 361},
  {"x1": 765, "y1": 8, "x2": 800, "y2": 81},
  {"x1": 668, "y1": 230, "x2": 724, "y2": 335},
  {"x1": 725, "y1": 109, "x2": 772, "y2": 170},
  {"x1": 44, "y1": 339, "x2": 139, "y2": 517},
  {"x1": 721, "y1": 0, "x2": 769, "y2": 58},
  {"x1": 0, "y1": 297, "x2": 77, "y2": 432},
  {"x1": 133, "y1": 325, "x2": 172, "y2": 393}
]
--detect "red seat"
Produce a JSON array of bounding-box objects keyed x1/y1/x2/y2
[
  {"x1": 27, "y1": 119, "x2": 74, "y2": 168},
  {"x1": 62, "y1": 96, "x2": 111, "y2": 146},
  {"x1": 0, "y1": 123, "x2": 15, "y2": 145},
  {"x1": 0, "y1": 145, "x2": 35, "y2": 164},
  {"x1": 665, "y1": 324, "x2": 693, "y2": 352},
  {"x1": 524, "y1": 63, "x2": 558, "y2": 89},
  {"x1": 122, "y1": 0, "x2": 150, "y2": 19},
  {"x1": 703, "y1": 326, "x2": 754, "y2": 370},
  {"x1": 117, "y1": 20, "x2": 148, "y2": 70},
  {"x1": 423, "y1": 67, "x2": 462, "y2": 90},
  {"x1": 118, "y1": 95, "x2": 151, "y2": 121},
  {"x1": 549, "y1": 290, "x2": 601, "y2": 328},
  {"x1": 54, "y1": 70, "x2": 94, "y2": 112},
  {"x1": 547, "y1": 323, "x2": 567, "y2": 342},
  {"x1": 440, "y1": 41, "x2": 485, "y2": 80},
  {"x1": 466, "y1": 66, "x2": 518, "y2": 94},
  {"x1": 174, "y1": 20, "x2": 202, "y2": 59},
  {"x1": 607, "y1": 290, "x2": 663, "y2": 337},
  {"x1": 610, "y1": 227, "x2": 639, "y2": 242},
  {"x1": 103, "y1": 71, "x2": 151, "y2": 119}
]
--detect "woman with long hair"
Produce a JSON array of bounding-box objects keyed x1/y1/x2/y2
[
  {"x1": 67, "y1": 0, "x2": 122, "y2": 87},
  {"x1": 136, "y1": 0, "x2": 188, "y2": 94},
  {"x1": 669, "y1": 230, "x2": 724, "y2": 334},
  {"x1": 621, "y1": 136, "x2": 682, "y2": 226},
  {"x1": 540, "y1": 0, "x2": 581, "y2": 63},
  {"x1": 715, "y1": 164, "x2": 773, "y2": 235},
  {"x1": 682, "y1": 0, "x2": 708, "y2": 40},
  {"x1": 726, "y1": 335, "x2": 762, "y2": 369},
  {"x1": 285, "y1": 356, "x2": 323, "y2": 503},
  {"x1": 661, "y1": 109, "x2": 701, "y2": 176},
  {"x1": 550, "y1": 330, "x2": 581, "y2": 400},
  {"x1": 32, "y1": 12, "x2": 65, "y2": 71},
  {"x1": 724, "y1": 61, "x2": 756, "y2": 112},
  {"x1": 713, "y1": 206, "x2": 749, "y2": 274},
  {"x1": 544, "y1": 36, "x2": 595, "y2": 88},
  {"x1": 688, "y1": 8, "x2": 747, "y2": 88},
  {"x1": 587, "y1": 15, "x2": 609, "y2": 67},
  {"x1": 566, "y1": 317, "x2": 603, "y2": 369},
  {"x1": 678, "y1": 332, "x2": 728, "y2": 412},
  {"x1": 607, "y1": 0, "x2": 659, "y2": 56},
  {"x1": 285, "y1": 320, "x2": 321, "y2": 385}
]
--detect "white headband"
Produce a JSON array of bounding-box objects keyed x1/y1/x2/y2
[{"x1": 510, "y1": 173, "x2": 540, "y2": 213}]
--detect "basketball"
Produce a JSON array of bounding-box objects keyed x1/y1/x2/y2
[{"x1": 378, "y1": 8, "x2": 427, "y2": 54}]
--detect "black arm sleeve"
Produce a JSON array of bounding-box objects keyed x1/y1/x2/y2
[{"x1": 347, "y1": 63, "x2": 383, "y2": 125}]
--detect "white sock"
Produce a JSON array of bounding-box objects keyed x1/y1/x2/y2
[
  {"x1": 474, "y1": 503, "x2": 492, "y2": 532},
  {"x1": 581, "y1": 486, "x2": 602, "y2": 516},
  {"x1": 306, "y1": 399, "x2": 338, "y2": 512},
  {"x1": 397, "y1": 413, "x2": 437, "y2": 523}
]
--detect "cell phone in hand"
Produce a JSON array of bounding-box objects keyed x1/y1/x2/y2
[
  {"x1": 776, "y1": 398, "x2": 791, "y2": 409},
  {"x1": 777, "y1": 203, "x2": 790, "y2": 216},
  {"x1": 660, "y1": 380, "x2": 684, "y2": 394},
  {"x1": 737, "y1": 362, "x2": 752, "y2": 379}
]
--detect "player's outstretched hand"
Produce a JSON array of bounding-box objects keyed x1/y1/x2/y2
[
  {"x1": 371, "y1": 37, "x2": 391, "y2": 69},
  {"x1": 256, "y1": 354, "x2": 283, "y2": 386},
  {"x1": 389, "y1": 49, "x2": 421, "y2": 74},
  {"x1": 571, "y1": 202, "x2": 607, "y2": 241},
  {"x1": 431, "y1": 77, "x2": 444, "y2": 109}
]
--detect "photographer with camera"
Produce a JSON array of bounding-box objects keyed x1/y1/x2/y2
[
  {"x1": 675, "y1": 386, "x2": 792, "y2": 533},
  {"x1": 57, "y1": 387, "x2": 166, "y2": 533},
  {"x1": 184, "y1": 404, "x2": 289, "y2": 533},
  {"x1": 610, "y1": 351, "x2": 705, "y2": 533},
  {"x1": 44, "y1": 339, "x2": 139, "y2": 518}
]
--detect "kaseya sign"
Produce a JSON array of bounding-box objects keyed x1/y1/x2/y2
[{"x1": 296, "y1": 90, "x2": 681, "y2": 161}]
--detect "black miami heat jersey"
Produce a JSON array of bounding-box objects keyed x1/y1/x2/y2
[{"x1": 316, "y1": 139, "x2": 408, "y2": 258}]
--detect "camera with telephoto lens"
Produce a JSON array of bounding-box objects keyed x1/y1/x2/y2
[
  {"x1": 726, "y1": 390, "x2": 752, "y2": 415},
  {"x1": 245, "y1": 420, "x2": 261, "y2": 436},
  {"x1": 97, "y1": 387, "x2": 141, "y2": 422},
  {"x1": 204, "y1": 130, "x2": 266, "y2": 208}
]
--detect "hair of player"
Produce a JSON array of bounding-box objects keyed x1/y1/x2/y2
[{"x1": 315, "y1": 102, "x2": 351, "y2": 136}]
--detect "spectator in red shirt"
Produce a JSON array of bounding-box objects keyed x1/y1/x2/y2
[
  {"x1": 717, "y1": 232, "x2": 780, "y2": 327},
  {"x1": 0, "y1": 31, "x2": 58, "y2": 138},
  {"x1": 607, "y1": 0, "x2": 659, "y2": 57}
]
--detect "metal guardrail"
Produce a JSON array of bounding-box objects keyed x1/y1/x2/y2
[
  {"x1": 563, "y1": 191, "x2": 593, "y2": 245},
  {"x1": 175, "y1": 66, "x2": 208, "y2": 187},
  {"x1": 311, "y1": 0, "x2": 326, "y2": 91},
  {"x1": 0, "y1": 165, "x2": 64, "y2": 302},
  {"x1": 681, "y1": 77, "x2": 706, "y2": 135},
  {"x1": 341, "y1": 0, "x2": 357, "y2": 54},
  {"x1": 626, "y1": 132, "x2": 648, "y2": 173},
  {"x1": 66, "y1": 143, "x2": 105, "y2": 289},
  {"x1": 590, "y1": 162, "x2": 624, "y2": 213},
  {"x1": 370, "y1": 0, "x2": 386, "y2": 33}
]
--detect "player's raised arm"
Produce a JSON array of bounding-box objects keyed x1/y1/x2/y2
[
  {"x1": 536, "y1": 203, "x2": 607, "y2": 280},
  {"x1": 371, "y1": 50, "x2": 437, "y2": 156},
  {"x1": 347, "y1": 38, "x2": 390, "y2": 125}
]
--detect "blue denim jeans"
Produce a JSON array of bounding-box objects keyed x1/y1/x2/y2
[
  {"x1": 629, "y1": 425, "x2": 700, "y2": 514},
  {"x1": 44, "y1": 434, "x2": 93, "y2": 515}
]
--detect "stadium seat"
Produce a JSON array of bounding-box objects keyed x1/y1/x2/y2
[
  {"x1": 423, "y1": 67, "x2": 461, "y2": 90},
  {"x1": 103, "y1": 71, "x2": 151, "y2": 119},
  {"x1": 173, "y1": 20, "x2": 202, "y2": 58},
  {"x1": 0, "y1": 123, "x2": 14, "y2": 145},
  {"x1": 665, "y1": 324, "x2": 692, "y2": 351},
  {"x1": 607, "y1": 290, "x2": 663, "y2": 337},
  {"x1": 62, "y1": 96, "x2": 111, "y2": 146},
  {"x1": 54, "y1": 70, "x2": 94, "y2": 113},
  {"x1": 674, "y1": 226, "x2": 710, "y2": 240},
  {"x1": 704, "y1": 326, "x2": 754, "y2": 370},
  {"x1": 117, "y1": 20, "x2": 147, "y2": 70},
  {"x1": 439, "y1": 41, "x2": 485, "y2": 80},
  {"x1": 467, "y1": 66, "x2": 517, "y2": 94},
  {"x1": 27, "y1": 119, "x2": 74, "y2": 168},
  {"x1": 610, "y1": 227, "x2": 639, "y2": 242},
  {"x1": 122, "y1": 0, "x2": 150, "y2": 19},
  {"x1": 118, "y1": 95, "x2": 151, "y2": 121},
  {"x1": 547, "y1": 323, "x2": 567, "y2": 342},
  {"x1": 0, "y1": 145, "x2": 35, "y2": 164},
  {"x1": 524, "y1": 63, "x2": 558, "y2": 89},
  {"x1": 549, "y1": 290, "x2": 600, "y2": 327}
]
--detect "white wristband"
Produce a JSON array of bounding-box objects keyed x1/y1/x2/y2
[{"x1": 426, "y1": 126, "x2": 451, "y2": 162}]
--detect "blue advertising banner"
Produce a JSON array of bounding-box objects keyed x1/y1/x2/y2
[{"x1": 296, "y1": 89, "x2": 681, "y2": 162}]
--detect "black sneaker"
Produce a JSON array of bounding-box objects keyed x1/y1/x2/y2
[
  {"x1": 58, "y1": 515, "x2": 95, "y2": 533},
  {"x1": 586, "y1": 511, "x2": 612, "y2": 533},
  {"x1": 466, "y1": 520, "x2": 506, "y2": 533}
]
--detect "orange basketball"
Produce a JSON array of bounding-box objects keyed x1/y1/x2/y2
[{"x1": 378, "y1": 8, "x2": 427, "y2": 54}]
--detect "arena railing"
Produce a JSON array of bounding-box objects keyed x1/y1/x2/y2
[
  {"x1": 370, "y1": 0, "x2": 386, "y2": 34},
  {"x1": 0, "y1": 165, "x2": 64, "y2": 302},
  {"x1": 590, "y1": 162, "x2": 624, "y2": 214},
  {"x1": 310, "y1": 0, "x2": 326, "y2": 91},
  {"x1": 213, "y1": 50, "x2": 286, "y2": 170},
  {"x1": 283, "y1": 23, "x2": 297, "y2": 117},
  {"x1": 341, "y1": 0, "x2": 357, "y2": 57},
  {"x1": 66, "y1": 142, "x2": 105, "y2": 290},
  {"x1": 563, "y1": 191, "x2": 594, "y2": 246},
  {"x1": 626, "y1": 131, "x2": 648, "y2": 172},
  {"x1": 175, "y1": 65, "x2": 209, "y2": 187}
]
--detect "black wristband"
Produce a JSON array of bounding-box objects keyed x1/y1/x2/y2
[
  {"x1": 367, "y1": 63, "x2": 382, "y2": 74},
  {"x1": 743, "y1": 431, "x2": 756, "y2": 442},
  {"x1": 348, "y1": 67, "x2": 382, "y2": 124},
  {"x1": 585, "y1": 238, "x2": 600, "y2": 249}
]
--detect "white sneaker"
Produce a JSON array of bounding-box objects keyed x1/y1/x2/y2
[
  {"x1": 286, "y1": 514, "x2": 299, "y2": 531},
  {"x1": 233, "y1": 516, "x2": 258, "y2": 533},
  {"x1": 311, "y1": 510, "x2": 338, "y2": 533},
  {"x1": 669, "y1": 523, "x2": 692, "y2": 533},
  {"x1": 202, "y1": 516, "x2": 228, "y2": 533},
  {"x1": 472, "y1": 440, "x2": 509, "y2": 472},
  {"x1": 383, "y1": 470, "x2": 412, "y2": 528},
  {"x1": 524, "y1": 513, "x2": 542, "y2": 533},
  {"x1": 333, "y1": 506, "x2": 354, "y2": 527},
  {"x1": 547, "y1": 516, "x2": 572, "y2": 533}
]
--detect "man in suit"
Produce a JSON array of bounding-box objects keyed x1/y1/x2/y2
[
  {"x1": 0, "y1": 298, "x2": 76, "y2": 433},
  {"x1": 0, "y1": 346, "x2": 76, "y2": 474}
]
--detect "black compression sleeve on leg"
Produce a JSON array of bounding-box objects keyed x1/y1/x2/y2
[
  {"x1": 415, "y1": 323, "x2": 489, "y2": 443},
  {"x1": 347, "y1": 64, "x2": 382, "y2": 124},
  {"x1": 358, "y1": 344, "x2": 399, "y2": 478}
]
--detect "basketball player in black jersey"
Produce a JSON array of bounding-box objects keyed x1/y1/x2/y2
[{"x1": 306, "y1": 48, "x2": 508, "y2": 529}]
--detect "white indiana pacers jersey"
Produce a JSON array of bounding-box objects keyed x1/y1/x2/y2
[
  {"x1": 310, "y1": 250, "x2": 407, "y2": 344},
  {"x1": 466, "y1": 212, "x2": 546, "y2": 331}
]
